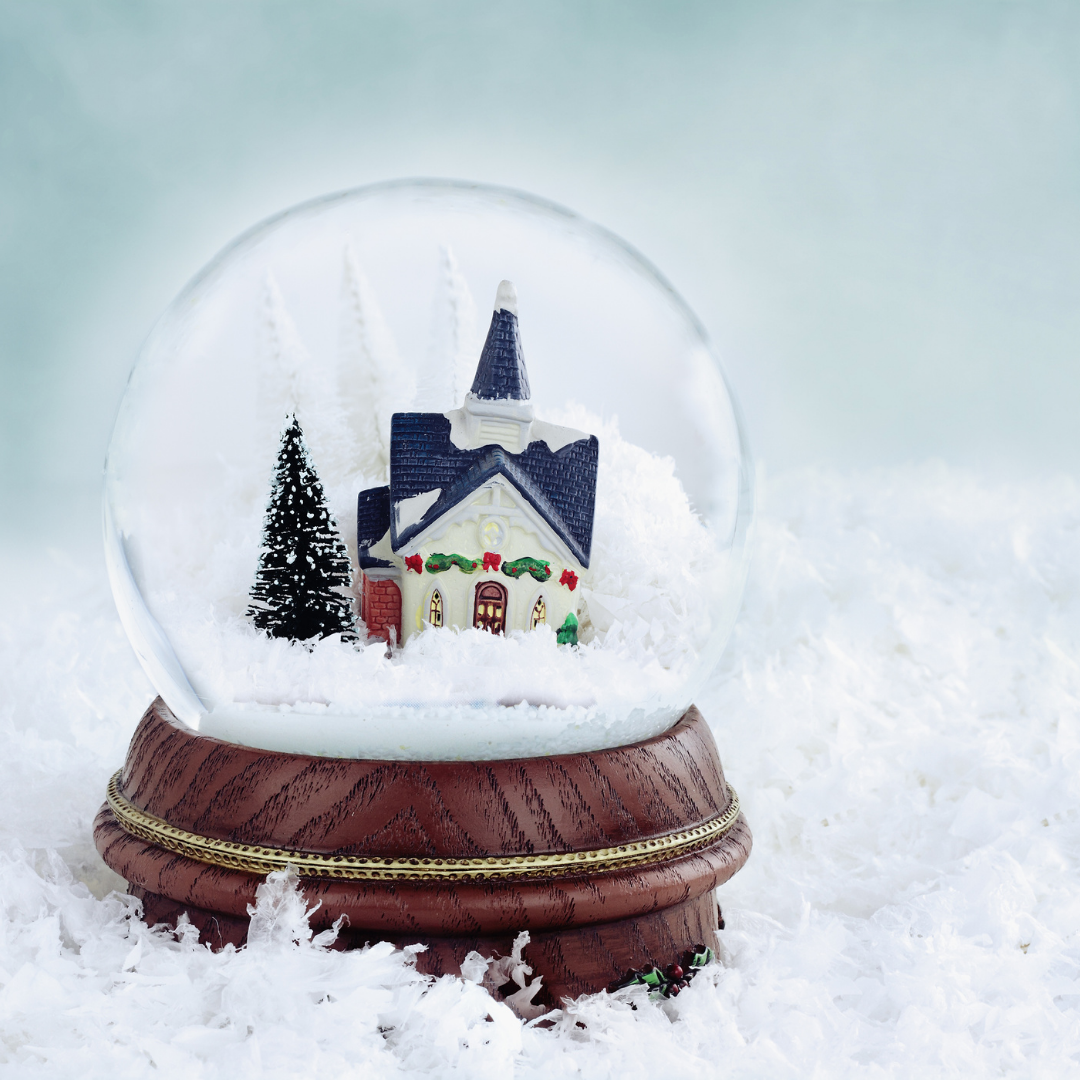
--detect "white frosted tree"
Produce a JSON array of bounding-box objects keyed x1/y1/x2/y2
[
  {"x1": 258, "y1": 273, "x2": 350, "y2": 486},
  {"x1": 432, "y1": 244, "x2": 479, "y2": 410},
  {"x1": 337, "y1": 240, "x2": 410, "y2": 482},
  {"x1": 258, "y1": 273, "x2": 306, "y2": 446}
]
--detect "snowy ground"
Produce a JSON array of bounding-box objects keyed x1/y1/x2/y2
[{"x1": 1, "y1": 464, "x2": 1078, "y2": 1077}]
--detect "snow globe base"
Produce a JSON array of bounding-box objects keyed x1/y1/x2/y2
[{"x1": 93, "y1": 698, "x2": 751, "y2": 1002}]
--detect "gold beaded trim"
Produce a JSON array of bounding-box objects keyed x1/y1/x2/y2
[{"x1": 105, "y1": 771, "x2": 741, "y2": 882}]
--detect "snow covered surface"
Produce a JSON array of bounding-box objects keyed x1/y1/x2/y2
[
  {"x1": 127, "y1": 409, "x2": 734, "y2": 760},
  {"x1": 3, "y1": 464, "x2": 1079, "y2": 1075}
]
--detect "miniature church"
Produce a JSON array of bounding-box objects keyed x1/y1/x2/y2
[{"x1": 356, "y1": 281, "x2": 599, "y2": 645}]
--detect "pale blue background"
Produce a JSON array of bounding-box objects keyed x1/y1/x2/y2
[{"x1": 3, "y1": 1, "x2": 1078, "y2": 542}]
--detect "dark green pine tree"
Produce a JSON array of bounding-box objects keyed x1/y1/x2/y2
[{"x1": 248, "y1": 415, "x2": 357, "y2": 641}]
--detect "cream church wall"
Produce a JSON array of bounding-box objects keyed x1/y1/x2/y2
[{"x1": 396, "y1": 479, "x2": 583, "y2": 641}]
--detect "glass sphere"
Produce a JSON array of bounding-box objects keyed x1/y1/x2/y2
[{"x1": 104, "y1": 179, "x2": 753, "y2": 760}]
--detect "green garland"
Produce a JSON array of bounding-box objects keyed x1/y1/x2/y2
[
  {"x1": 422, "y1": 553, "x2": 554, "y2": 584},
  {"x1": 425, "y1": 553, "x2": 479, "y2": 574},
  {"x1": 501, "y1": 557, "x2": 552, "y2": 583}
]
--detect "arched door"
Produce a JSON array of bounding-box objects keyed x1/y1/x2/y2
[{"x1": 473, "y1": 581, "x2": 508, "y2": 634}]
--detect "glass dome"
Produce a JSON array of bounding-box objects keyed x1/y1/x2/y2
[{"x1": 104, "y1": 179, "x2": 753, "y2": 760}]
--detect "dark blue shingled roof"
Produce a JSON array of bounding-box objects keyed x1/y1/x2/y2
[
  {"x1": 356, "y1": 485, "x2": 393, "y2": 568},
  {"x1": 389, "y1": 413, "x2": 598, "y2": 567},
  {"x1": 471, "y1": 307, "x2": 530, "y2": 401}
]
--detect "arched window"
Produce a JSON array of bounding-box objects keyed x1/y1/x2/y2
[
  {"x1": 530, "y1": 595, "x2": 546, "y2": 630},
  {"x1": 428, "y1": 589, "x2": 443, "y2": 628}
]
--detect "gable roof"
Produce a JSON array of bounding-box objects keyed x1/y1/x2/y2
[
  {"x1": 389, "y1": 412, "x2": 598, "y2": 567},
  {"x1": 355, "y1": 485, "x2": 392, "y2": 568}
]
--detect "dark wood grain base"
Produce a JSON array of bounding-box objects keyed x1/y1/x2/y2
[{"x1": 94, "y1": 698, "x2": 751, "y2": 1000}]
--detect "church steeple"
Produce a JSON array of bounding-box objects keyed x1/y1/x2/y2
[{"x1": 470, "y1": 281, "x2": 531, "y2": 402}]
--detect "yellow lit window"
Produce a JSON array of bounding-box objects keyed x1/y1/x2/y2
[{"x1": 531, "y1": 596, "x2": 546, "y2": 629}]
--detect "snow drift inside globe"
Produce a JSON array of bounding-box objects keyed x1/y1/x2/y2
[{"x1": 104, "y1": 181, "x2": 753, "y2": 759}]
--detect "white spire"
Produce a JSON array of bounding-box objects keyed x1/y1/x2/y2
[{"x1": 494, "y1": 279, "x2": 518, "y2": 316}]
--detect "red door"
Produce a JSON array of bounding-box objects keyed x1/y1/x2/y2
[{"x1": 473, "y1": 581, "x2": 507, "y2": 634}]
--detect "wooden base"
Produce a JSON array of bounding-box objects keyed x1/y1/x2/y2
[{"x1": 94, "y1": 698, "x2": 751, "y2": 1001}]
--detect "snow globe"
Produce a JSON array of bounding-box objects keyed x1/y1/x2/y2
[{"x1": 94, "y1": 180, "x2": 754, "y2": 1004}]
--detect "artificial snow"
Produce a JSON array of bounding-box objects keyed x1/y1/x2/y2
[
  {"x1": 494, "y1": 279, "x2": 518, "y2": 316},
  {"x1": 137, "y1": 410, "x2": 729, "y2": 759},
  {"x1": 2, "y1": 464, "x2": 1078, "y2": 1075},
  {"x1": 393, "y1": 487, "x2": 442, "y2": 532}
]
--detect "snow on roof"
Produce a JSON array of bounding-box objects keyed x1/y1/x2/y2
[
  {"x1": 355, "y1": 485, "x2": 393, "y2": 569},
  {"x1": 387, "y1": 413, "x2": 598, "y2": 567}
]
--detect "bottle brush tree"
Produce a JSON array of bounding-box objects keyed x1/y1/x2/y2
[{"x1": 248, "y1": 414, "x2": 357, "y2": 642}]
